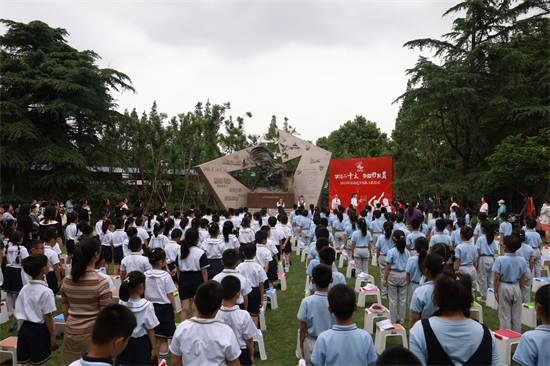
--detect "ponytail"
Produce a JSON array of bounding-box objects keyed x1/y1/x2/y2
[
  {"x1": 511, "y1": 229, "x2": 525, "y2": 243},
  {"x1": 125, "y1": 217, "x2": 135, "y2": 231},
  {"x1": 358, "y1": 218, "x2": 367, "y2": 237},
  {"x1": 337, "y1": 211, "x2": 343, "y2": 223},
  {"x1": 102, "y1": 219, "x2": 111, "y2": 235},
  {"x1": 223, "y1": 221, "x2": 234, "y2": 243},
  {"x1": 208, "y1": 223, "x2": 219, "y2": 237},
  {"x1": 310, "y1": 204, "x2": 315, "y2": 217},
  {"x1": 431, "y1": 243, "x2": 453, "y2": 263},
  {"x1": 350, "y1": 215, "x2": 357, "y2": 230},
  {"x1": 153, "y1": 220, "x2": 165, "y2": 238},
  {"x1": 420, "y1": 252, "x2": 446, "y2": 279},
  {"x1": 147, "y1": 213, "x2": 153, "y2": 230},
  {"x1": 181, "y1": 227, "x2": 199, "y2": 259},
  {"x1": 119, "y1": 271, "x2": 145, "y2": 302},
  {"x1": 241, "y1": 217, "x2": 250, "y2": 229},
  {"x1": 393, "y1": 230, "x2": 406, "y2": 254},
  {"x1": 383, "y1": 221, "x2": 393, "y2": 240},
  {"x1": 71, "y1": 238, "x2": 100, "y2": 282},
  {"x1": 432, "y1": 269, "x2": 473, "y2": 318},
  {"x1": 164, "y1": 219, "x2": 174, "y2": 237},
  {"x1": 147, "y1": 247, "x2": 166, "y2": 265},
  {"x1": 481, "y1": 221, "x2": 494, "y2": 244}
]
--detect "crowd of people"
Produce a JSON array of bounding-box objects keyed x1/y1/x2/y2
[{"x1": 0, "y1": 195, "x2": 549, "y2": 366}]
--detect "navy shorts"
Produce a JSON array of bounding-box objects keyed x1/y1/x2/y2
[
  {"x1": 66, "y1": 239, "x2": 75, "y2": 255},
  {"x1": 113, "y1": 246, "x2": 123, "y2": 264},
  {"x1": 101, "y1": 245, "x2": 112, "y2": 264},
  {"x1": 247, "y1": 287, "x2": 261, "y2": 316},
  {"x1": 115, "y1": 334, "x2": 157, "y2": 366},
  {"x1": 239, "y1": 347, "x2": 252, "y2": 366},
  {"x1": 153, "y1": 303, "x2": 176, "y2": 338},
  {"x1": 17, "y1": 321, "x2": 52, "y2": 365},
  {"x1": 45, "y1": 271, "x2": 59, "y2": 295}
]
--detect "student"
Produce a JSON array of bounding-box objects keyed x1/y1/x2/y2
[
  {"x1": 99, "y1": 219, "x2": 113, "y2": 274},
  {"x1": 260, "y1": 226, "x2": 279, "y2": 290},
  {"x1": 475, "y1": 221, "x2": 496, "y2": 302},
  {"x1": 409, "y1": 270, "x2": 501, "y2": 366},
  {"x1": 525, "y1": 217, "x2": 542, "y2": 278},
  {"x1": 406, "y1": 219, "x2": 426, "y2": 256},
  {"x1": 514, "y1": 230, "x2": 535, "y2": 302},
  {"x1": 251, "y1": 212, "x2": 262, "y2": 234},
  {"x1": 406, "y1": 237, "x2": 429, "y2": 307},
  {"x1": 213, "y1": 249, "x2": 252, "y2": 310},
  {"x1": 238, "y1": 217, "x2": 255, "y2": 260},
  {"x1": 115, "y1": 271, "x2": 159, "y2": 365},
  {"x1": 65, "y1": 212, "x2": 78, "y2": 265},
  {"x1": 375, "y1": 221, "x2": 394, "y2": 298},
  {"x1": 41, "y1": 231, "x2": 62, "y2": 294},
  {"x1": 203, "y1": 223, "x2": 225, "y2": 278},
  {"x1": 453, "y1": 226, "x2": 478, "y2": 297},
  {"x1": 307, "y1": 227, "x2": 330, "y2": 263},
  {"x1": 332, "y1": 210, "x2": 346, "y2": 249},
  {"x1": 513, "y1": 284, "x2": 550, "y2": 366},
  {"x1": 308, "y1": 246, "x2": 346, "y2": 294},
  {"x1": 298, "y1": 264, "x2": 336, "y2": 366},
  {"x1": 426, "y1": 211, "x2": 439, "y2": 239},
  {"x1": 222, "y1": 221, "x2": 240, "y2": 253},
  {"x1": 499, "y1": 213, "x2": 512, "y2": 255},
  {"x1": 376, "y1": 345, "x2": 422, "y2": 366},
  {"x1": 169, "y1": 280, "x2": 241, "y2": 366},
  {"x1": 344, "y1": 215, "x2": 359, "y2": 258},
  {"x1": 95, "y1": 211, "x2": 106, "y2": 239},
  {"x1": 383, "y1": 230, "x2": 410, "y2": 324},
  {"x1": 144, "y1": 248, "x2": 177, "y2": 362},
  {"x1": 149, "y1": 221, "x2": 169, "y2": 250},
  {"x1": 351, "y1": 218, "x2": 373, "y2": 276},
  {"x1": 68, "y1": 304, "x2": 137, "y2": 366},
  {"x1": 473, "y1": 212, "x2": 488, "y2": 244},
  {"x1": 493, "y1": 234, "x2": 528, "y2": 332},
  {"x1": 267, "y1": 216, "x2": 283, "y2": 260},
  {"x1": 429, "y1": 219, "x2": 452, "y2": 247},
  {"x1": 110, "y1": 218, "x2": 126, "y2": 275},
  {"x1": 451, "y1": 218, "x2": 466, "y2": 249},
  {"x1": 15, "y1": 254, "x2": 57, "y2": 366},
  {"x1": 2, "y1": 231, "x2": 29, "y2": 315},
  {"x1": 135, "y1": 217, "x2": 149, "y2": 248},
  {"x1": 120, "y1": 237, "x2": 153, "y2": 279},
  {"x1": 215, "y1": 276, "x2": 258, "y2": 366},
  {"x1": 310, "y1": 284, "x2": 377, "y2": 366},
  {"x1": 370, "y1": 210, "x2": 385, "y2": 246},
  {"x1": 165, "y1": 229, "x2": 181, "y2": 282},
  {"x1": 409, "y1": 253, "x2": 446, "y2": 328},
  {"x1": 279, "y1": 215, "x2": 292, "y2": 269},
  {"x1": 236, "y1": 243, "x2": 267, "y2": 327},
  {"x1": 299, "y1": 210, "x2": 313, "y2": 246}
]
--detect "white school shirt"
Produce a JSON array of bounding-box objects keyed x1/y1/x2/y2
[
  {"x1": 236, "y1": 260, "x2": 268, "y2": 287},
  {"x1": 95, "y1": 269, "x2": 115, "y2": 291},
  {"x1": 261, "y1": 216, "x2": 269, "y2": 227},
  {"x1": 120, "y1": 253, "x2": 152, "y2": 275},
  {"x1": 66, "y1": 223, "x2": 78, "y2": 241},
  {"x1": 68, "y1": 355, "x2": 114, "y2": 366},
  {"x1": 331, "y1": 198, "x2": 341, "y2": 207},
  {"x1": 254, "y1": 245, "x2": 273, "y2": 268},
  {"x1": 198, "y1": 228, "x2": 209, "y2": 248},
  {"x1": 95, "y1": 220, "x2": 103, "y2": 236},
  {"x1": 119, "y1": 299, "x2": 160, "y2": 338},
  {"x1": 251, "y1": 221, "x2": 261, "y2": 233},
  {"x1": 239, "y1": 228, "x2": 255, "y2": 243},
  {"x1": 99, "y1": 230, "x2": 112, "y2": 246},
  {"x1": 204, "y1": 215, "x2": 212, "y2": 223},
  {"x1": 110, "y1": 229, "x2": 126, "y2": 248},
  {"x1": 5, "y1": 244, "x2": 29, "y2": 268},
  {"x1": 267, "y1": 226, "x2": 281, "y2": 248},
  {"x1": 174, "y1": 218, "x2": 182, "y2": 230},
  {"x1": 351, "y1": 197, "x2": 358, "y2": 207},
  {"x1": 164, "y1": 241, "x2": 180, "y2": 265},
  {"x1": 231, "y1": 216, "x2": 242, "y2": 230},
  {"x1": 143, "y1": 220, "x2": 157, "y2": 233},
  {"x1": 137, "y1": 227, "x2": 149, "y2": 244},
  {"x1": 279, "y1": 225, "x2": 292, "y2": 246},
  {"x1": 144, "y1": 269, "x2": 177, "y2": 304},
  {"x1": 169, "y1": 317, "x2": 241, "y2": 365},
  {"x1": 179, "y1": 246, "x2": 210, "y2": 272},
  {"x1": 213, "y1": 269, "x2": 252, "y2": 305},
  {"x1": 14, "y1": 280, "x2": 56, "y2": 324},
  {"x1": 51, "y1": 243, "x2": 62, "y2": 256},
  {"x1": 222, "y1": 234, "x2": 240, "y2": 252},
  {"x1": 149, "y1": 234, "x2": 169, "y2": 249},
  {"x1": 215, "y1": 305, "x2": 258, "y2": 348},
  {"x1": 44, "y1": 245, "x2": 60, "y2": 272},
  {"x1": 203, "y1": 237, "x2": 225, "y2": 259}
]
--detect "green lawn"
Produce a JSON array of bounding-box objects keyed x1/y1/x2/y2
[{"x1": 1, "y1": 248, "x2": 535, "y2": 365}]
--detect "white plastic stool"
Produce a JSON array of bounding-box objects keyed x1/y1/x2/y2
[
  {"x1": 173, "y1": 292, "x2": 182, "y2": 313},
  {"x1": 355, "y1": 275, "x2": 375, "y2": 292},
  {"x1": 521, "y1": 302, "x2": 537, "y2": 328},
  {"x1": 469, "y1": 302, "x2": 484, "y2": 324},
  {"x1": 253, "y1": 329, "x2": 267, "y2": 360},
  {"x1": 109, "y1": 275, "x2": 121, "y2": 290},
  {"x1": 372, "y1": 253, "x2": 377, "y2": 266},
  {"x1": 532, "y1": 277, "x2": 550, "y2": 293},
  {"x1": 338, "y1": 252, "x2": 347, "y2": 268},
  {"x1": 358, "y1": 288, "x2": 381, "y2": 307},
  {"x1": 278, "y1": 262, "x2": 284, "y2": 274},
  {"x1": 53, "y1": 314, "x2": 65, "y2": 334},
  {"x1": 374, "y1": 324, "x2": 408, "y2": 355},
  {"x1": 266, "y1": 288, "x2": 278, "y2": 309},
  {"x1": 1, "y1": 291, "x2": 5, "y2": 301},
  {"x1": 346, "y1": 263, "x2": 355, "y2": 278},
  {"x1": 364, "y1": 307, "x2": 390, "y2": 334},
  {"x1": 62, "y1": 264, "x2": 71, "y2": 277},
  {"x1": 541, "y1": 265, "x2": 549, "y2": 278},
  {"x1": 305, "y1": 276, "x2": 310, "y2": 291},
  {"x1": 296, "y1": 244, "x2": 306, "y2": 256},
  {"x1": 0, "y1": 336, "x2": 18, "y2": 366},
  {"x1": 60, "y1": 254, "x2": 67, "y2": 264},
  {"x1": 277, "y1": 273, "x2": 287, "y2": 291},
  {"x1": 259, "y1": 306, "x2": 266, "y2": 331},
  {"x1": 0, "y1": 302, "x2": 9, "y2": 324},
  {"x1": 494, "y1": 329, "x2": 521, "y2": 366},
  {"x1": 542, "y1": 246, "x2": 550, "y2": 257},
  {"x1": 487, "y1": 288, "x2": 498, "y2": 310},
  {"x1": 541, "y1": 256, "x2": 550, "y2": 268},
  {"x1": 301, "y1": 249, "x2": 308, "y2": 263},
  {"x1": 296, "y1": 329, "x2": 302, "y2": 359}
]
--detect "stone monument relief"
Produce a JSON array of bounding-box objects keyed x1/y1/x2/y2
[{"x1": 195, "y1": 128, "x2": 332, "y2": 209}]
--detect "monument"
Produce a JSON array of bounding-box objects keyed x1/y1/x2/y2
[{"x1": 195, "y1": 128, "x2": 333, "y2": 209}]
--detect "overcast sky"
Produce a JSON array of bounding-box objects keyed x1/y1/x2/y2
[{"x1": 2, "y1": 0, "x2": 462, "y2": 143}]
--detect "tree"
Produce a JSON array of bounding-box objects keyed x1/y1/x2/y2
[{"x1": 0, "y1": 19, "x2": 134, "y2": 199}]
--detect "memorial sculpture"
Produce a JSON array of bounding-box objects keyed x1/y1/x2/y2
[{"x1": 195, "y1": 128, "x2": 332, "y2": 209}]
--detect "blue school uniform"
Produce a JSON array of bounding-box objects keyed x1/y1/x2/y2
[
  {"x1": 370, "y1": 219, "x2": 384, "y2": 233},
  {"x1": 294, "y1": 215, "x2": 303, "y2": 227},
  {"x1": 516, "y1": 243, "x2": 534, "y2": 266},
  {"x1": 455, "y1": 240, "x2": 477, "y2": 265},
  {"x1": 344, "y1": 224, "x2": 360, "y2": 241},
  {"x1": 351, "y1": 231, "x2": 372, "y2": 248},
  {"x1": 375, "y1": 235, "x2": 394, "y2": 256},
  {"x1": 410, "y1": 281, "x2": 437, "y2": 318},
  {"x1": 465, "y1": 214, "x2": 471, "y2": 225},
  {"x1": 427, "y1": 219, "x2": 437, "y2": 233},
  {"x1": 499, "y1": 221, "x2": 512, "y2": 238},
  {"x1": 311, "y1": 324, "x2": 377, "y2": 366},
  {"x1": 451, "y1": 229, "x2": 463, "y2": 246},
  {"x1": 299, "y1": 217, "x2": 312, "y2": 230},
  {"x1": 386, "y1": 247, "x2": 410, "y2": 271},
  {"x1": 492, "y1": 254, "x2": 528, "y2": 282},
  {"x1": 420, "y1": 223, "x2": 429, "y2": 235},
  {"x1": 429, "y1": 232, "x2": 452, "y2": 247},
  {"x1": 366, "y1": 212, "x2": 373, "y2": 222},
  {"x1": 513, "y1": 325, "x2": 550, "y2": 366},
  {"x1": 474, "y1": 223, "x2": 482, "y2": 238},
  {"x1": 476, "y1": 235, "x2": 497, "y2": 256},
  {"x1": 297, "y1": 291, "x2": 336, "y2": 337},
  {"x1": 525, "y1": 229, "x2": 542, "y2": 248},
  {"x1": 306, "y1": 260, "x2": 337, "y2": 277},
  {"x1": 332, "y1": 219, "x2": 345, "y2": 232},
  {"x1": 406, "y1": 256, "x2": 423, "y2": 283}
]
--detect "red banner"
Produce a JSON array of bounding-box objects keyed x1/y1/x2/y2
[{"x1": 328, "y1": 157, "x2": 393, "y2": 211}]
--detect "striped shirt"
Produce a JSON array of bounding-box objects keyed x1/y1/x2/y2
[{"x1": 60, "y1": 270, "x2": 112, "y2": 335}]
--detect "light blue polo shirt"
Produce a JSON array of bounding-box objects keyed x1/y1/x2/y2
[
  {"x1": 294, "y1": 215, "x2": 302, "y2": 227},
  {"x1": 297, "y1": 291, "x2": 336, "y2": 338},
  {"x1": 420, "y1": 223, "x2": 429, "y2": 235},
  {"x1": 492, "y1": 253, "x2": 528, "y2": 282},
  {"x1": 427, "y1": 219, "x2": 437, "y2": 233},
  {"x1": 410, "y1": 281, "x2": 437, "y2": 318},
  {"x1": 476, "y1": 235, "x2": 496, "y2": 256},
  {"x1": 455, "y1": 240, "x2": 477, "y2": 266},
  {"x1": 309, "y1": 268, "x2": 347, "y2": 293},
  {"x1": 516, "y1": 243, "x2": 534, "y2": 267},
  {"x1": 499, "y1": 221, "x2": 512, "y2": 238},
  {"x1": 311, "y1": 324, "x2": 377, "y2": 366},
  {"x1": 386, "y1": 247, "x2": 410, "y2": 271},
  {"x1": 375, "y1": 235, "x2": 394, "y2": 256},
  {"x1": 344, "y1": 224, "x2": 360, "y2": 240},
  {"x1": 370, "y1": 219, "x2": 384, "y2": 233},
  {"x1": 306, "y1": 259, "x2": 337, "y2": 277},
  {"x1": 366, "y1": 212, "x2": 373, "y2": 222},
  {"x1": 525, "y1": 229, "x2": 542, "y2": 248},
  {"x1": 406, "y1": 232, "x2": 426, "y2": 251},
  {"x1": 451, "y1": 229, "x2": 463, "y2": 246},
  {"x1": 465, "y1": 213, "x2": 471, "y2": 225},
  {"x1": 429, "y1": 232, "x2": 452, "y2": 247},
  {"x1": 332, "y1": 219, "x2": 345, "y2": 232},
  {"x1": 299, "y1": 217, "x2": 312, "y2": 231},
  {"x1": 473, "y1": 223, "x2": 481, "y2": 237},
  {"x1": 406, "y1": 256, "x2": 423, "y2": 283},
  {"x1": 351, "y1": 231, "x2": 372, "y2": 248},
  {"x1": 513, "y1": 325, "x2": 550, "y2": 366}
]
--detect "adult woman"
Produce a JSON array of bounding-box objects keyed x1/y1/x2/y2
[
  {"x1": 540, "y1": 197, "x2": 550, "y2": 244},
  {"x1": 404, "y1": 199, "x2": 422, "y2": 224},
  {"x1": 38, "y1": 206, "x2": 64, "y2": 247},
  {"x1": 479, "y1": 196, "x2": 489, "y2": 215},
  {"x1": 331, "y1": 194, "x2": 341, "y2": 210},
  {"x1": 351, "y1": 193, "x2": 358, "y2": 210},
  {"x1": 449, "y1": 196, "x2": 459, "y2": 214},
  {"x1": 98, "y1": 198, "x2": 112, "y2": 220},
  {"x1": 410, "y1": 271, "x2": 501, "y2": 365},
  {"x1": 60, "y1": 238, "x2": 111, "y2": 365},
  {"x1": 77, "y1": 198, "x2": 90, "y2": 223},
  {"x1": 497, "y1": 199, "x2": 507, "y2": 222},
  {"x1": 424, "y1": 196, "x2": 435, "y2": 221},
  {"x1": 30, "y1": 204, "x2": 40, "y2": 239},
  {"x1": 16, "y1": 204, "x2": 32, "y2": 245}
]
